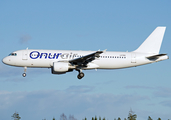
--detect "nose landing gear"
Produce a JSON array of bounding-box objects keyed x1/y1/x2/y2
[
  {"x1": 22, "y1": 73, "x2": 26, "y2": 77},
  {"x1": 22, "y1": 66, "x2": 27, "y2": 77}
]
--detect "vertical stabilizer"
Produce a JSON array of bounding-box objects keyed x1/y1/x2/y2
[{"x1": 134, "y1": 27, "x2": 166, "y2": 54}]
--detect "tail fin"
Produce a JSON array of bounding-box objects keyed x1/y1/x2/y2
[{"x1": 134, "y1": 27, "x2": 166, "y2": 54}]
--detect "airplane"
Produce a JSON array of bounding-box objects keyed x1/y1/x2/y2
[{"x1": 2, "y1": 27, "x2": 169, "y2": 79}]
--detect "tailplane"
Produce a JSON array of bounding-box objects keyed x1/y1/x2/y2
[{"x1": 134, "y1": 27, "x2": 166, "y2": 54}]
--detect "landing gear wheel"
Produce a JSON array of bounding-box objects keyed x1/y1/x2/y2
[
  {"x1": 22, "y1": 73, "x2": 26, "y2": 77},
  {"x1": 79, "y1": 72, "x2": 84, "y2": 78},
  {"x1": 77, "y1": 72, "x2": 84, "y2": 79},
  {"x1": 77, "y1": 75, "x2": 82, "y2": 79}
]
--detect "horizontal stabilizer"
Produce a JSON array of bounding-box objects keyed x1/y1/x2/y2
[{"x1": 146, "y1": 54, "x2": 167, "y2": 60}]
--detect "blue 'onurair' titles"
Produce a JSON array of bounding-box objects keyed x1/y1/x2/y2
[{"x1": 30, "y1": 51, "x2": 62, "y2": 59}]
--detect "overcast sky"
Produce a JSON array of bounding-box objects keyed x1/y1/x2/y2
[{"x1": 0, "y1": 1, "x2": 171, "y2": 120}]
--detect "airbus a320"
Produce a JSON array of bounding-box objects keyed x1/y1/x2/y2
[{"x1": 2, "y1": 27, "x2": 169, "y2": 79}]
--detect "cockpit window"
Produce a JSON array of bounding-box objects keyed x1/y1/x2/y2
[{"x1": 9, "y1": 53, "x2": 17, "y2": 56}]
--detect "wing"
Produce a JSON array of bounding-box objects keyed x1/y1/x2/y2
[{"x1": 69, "y1": 50, "x2": 106, "y2": 67}]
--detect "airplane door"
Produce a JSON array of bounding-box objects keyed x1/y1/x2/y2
[
  {"x1": 22, "y1": 50, "x2": 28, "y2": 60},
  {"x1": 131, "y1": 53, "x2": 136, "y2": 63}
]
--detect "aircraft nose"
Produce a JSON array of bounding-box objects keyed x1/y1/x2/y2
[{"x1": 2, "y1": 57, "x2": 8, "y2": 65}]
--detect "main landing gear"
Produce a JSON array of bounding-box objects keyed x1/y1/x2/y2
[
  {"x1": 77, "y1": 69, "x2": 85, "y2": 79},
  {"x1": 22, "y1": 66, "x2": 27, "y2": 77}
]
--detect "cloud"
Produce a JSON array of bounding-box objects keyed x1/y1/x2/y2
[
  {"x1": 19, "y1": 34, "x2": 31, "y2": 44},
  {"x1": 153, "y1": 87, "x2": 171, "y2": 98},
  {"x1": 65, "y1": 85, "x2": 94, "y2": 93},
  {"x1": 0, "y1": 88, "x2": 148, "y2": 120},
  {"x1": 125, "y1": 85, "x2": 153, "y2": 89},
  {"x1": 160, "y1": 100, "x2": 171, "y2": 108},
  {"x1": 125, "y1": 85, "x2": 171, "y2": 99},
  {"x1": 0, "y1": 85, "x2": 170, "y2": 120}
]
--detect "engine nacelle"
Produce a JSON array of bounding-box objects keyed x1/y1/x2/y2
[{"x1": 51, "y1": 62, "x2": 69, "y2": 74}]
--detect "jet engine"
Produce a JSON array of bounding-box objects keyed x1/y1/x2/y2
[{"x1": 51, "y1": 62, "x2": 70, "y2": 74}]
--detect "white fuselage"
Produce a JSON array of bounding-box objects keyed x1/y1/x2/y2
[
  {"x1": 2, "y1": 27, "x2": 169, "y2": 79},
  {"x1": 2, "y1": 49, "x2": 168, "y2": 70}
]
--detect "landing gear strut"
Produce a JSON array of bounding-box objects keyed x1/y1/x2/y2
[
  {"x1": 22, "y1": 66, "x2": 27, "y2": 77},
  {"x1": 77, "y1": 69, "x2": 85, "y2": 79}
]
